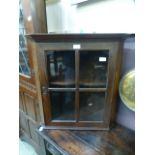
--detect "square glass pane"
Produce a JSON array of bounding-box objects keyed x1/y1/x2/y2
[
  {"x1": 50, "y1": 92, "x2": 75, "y2": 121},
  {"x1": 79, "y1": 92, "x2": 105, "y2": 121},
  {"x1": 80, "y1": 50, "x2": 109, "y2": 88},
  {"x1": 47, "y1": 51, "x2": 75, "y2": 88}
]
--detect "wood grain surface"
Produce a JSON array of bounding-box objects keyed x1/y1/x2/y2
[{"x1": 38, "y1": 124, "x2": 135, "y2": 155}]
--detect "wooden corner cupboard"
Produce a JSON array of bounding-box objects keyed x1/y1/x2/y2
[{"x1": 27, "y1": 33, "x2": 134, "y2": 130}]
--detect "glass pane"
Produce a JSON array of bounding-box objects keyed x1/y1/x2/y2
[
  {"x1": 80, "y1": 51, "x2": 109, "y2": 88},
  {"x1": 19, "y1": 0, "x2": 30, "y2": 76},
  {"x1": 47, "y1": 51, "x2": 75, "y2": 88},
  {"x1": 50, "y1": 92, "x2": 75, "y2": 121},
  {"x1": 79, "y1": 92, "x2": 105, "y2": 121}
]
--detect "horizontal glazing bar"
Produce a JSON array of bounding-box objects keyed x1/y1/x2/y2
[
  {"x1": 48, "y1": 88, "x2": 76, "y2": 91},
  {"x1": 79, "y1": 88, "x2": 107, "y2": 92}
]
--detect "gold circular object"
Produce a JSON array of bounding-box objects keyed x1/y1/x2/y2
[{"x1": 119, "y1": 70, "x2": 135, "y2": 111}]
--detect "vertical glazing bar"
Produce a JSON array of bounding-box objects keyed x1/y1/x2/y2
[{"x1": 75, "y1": 50, "x2": 79, "y2": 122}]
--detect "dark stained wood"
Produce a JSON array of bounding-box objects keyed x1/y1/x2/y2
[
  {"x1": 37, "y1": 124, "x2": 135, "y2": 155},
  {"x1": 27, "y1": 33, "x2": 134, "y2": 43},
  {"x1": 110, "y1": 41, "x2": 124, "y2": 123},
  {"x1": 22, "y1": 0, "x2": 47, "y2": 33},
  {"x1": 20, "y1": 0, "x2": 47, "y2": 83},
  {"x1": 75, "y1": 50, "x2": 80, "y2": 122},
  {"x1": 45, "y1": 122, "x2": 109, "y2": 130},
  {"x1": 79, "y1": 88, "x2": 107, "y2": 92},
  {"x1": 102, "y1": 42, "x2": 120, "y2": 125},
  {"x1": 19, "y1": 33, "x2": 36, "y2": 84},
  {"x1": 26, "y1": 34, "x2": 134, "y2": 130},
  {"x1": 20, "y1": 0, "x2": 35, "y2": 84},
  {"x1": 36, "y1": 47, "x2": 52, "y2": 124},
  {"x1": 48, "y1": 88, "x2": 76, "y2": 92},
  {"x1": 19, "y1": 83, "x2": 46, "y2": 155},
  {"x1": 29, "y1": 0, "x2": 47, "y2": 33},
  {"x1": 22, "y1": 0, "x2": 34, "y2": 33},
  {"x1": 19, "y1": 0, "x2": 47, "y2": 155},
  {"x1": 49, "y1": 131, "x2": 100, "y2": 155}
]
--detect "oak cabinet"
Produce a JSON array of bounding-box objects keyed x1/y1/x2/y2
[{"x1": 28, "y1": 33, "x2": 133, "y2": 130}]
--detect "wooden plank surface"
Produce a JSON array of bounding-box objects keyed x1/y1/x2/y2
[{"x1": 38, "y1": 124, "x2": 135, "y2": 155}]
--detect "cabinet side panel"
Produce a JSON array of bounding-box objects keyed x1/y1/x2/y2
[
  {"x1": 110, "y1": 41, "x2": 123, "y2": 124},
  {"x1": 103, "y1": 42, "x2": 120, "y2": 126}
]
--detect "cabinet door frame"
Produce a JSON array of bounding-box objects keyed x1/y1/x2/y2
[{"x1": 36, "y1": 41, "x2": 122, "y2": 130}]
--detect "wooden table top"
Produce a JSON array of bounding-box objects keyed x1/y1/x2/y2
[{"x1": 37, "y1": 124, "x2": 135, "y2": 155}]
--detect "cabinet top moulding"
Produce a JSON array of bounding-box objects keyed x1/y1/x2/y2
[{"x1": 26, "y1": 33, "x2": 134, "y2": 43}]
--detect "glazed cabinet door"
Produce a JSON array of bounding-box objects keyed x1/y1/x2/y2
[{"x1": 36, "y1": 41, "x2": 120, "y2": 130}]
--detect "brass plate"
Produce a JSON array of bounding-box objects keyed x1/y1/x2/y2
[{"x1": 119, "y1": 70, "x2": 135, "y2": 111}]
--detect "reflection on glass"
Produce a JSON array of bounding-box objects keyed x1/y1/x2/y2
[
  {"x1": 79, "y1": 92, "x2": 105, "y2": 121},
  {"x1": 50, "y1": 92, "x2": 75, "y2": 121},
  {"x1": 80, "y1": 51, "x2": 109, "y2": 88},
  {"x1": 19, "y1": 0, "x2": 30, "y2": 76},
  {"x1": 47, "y1": 51, "x2": 75, "y2": 88}
]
